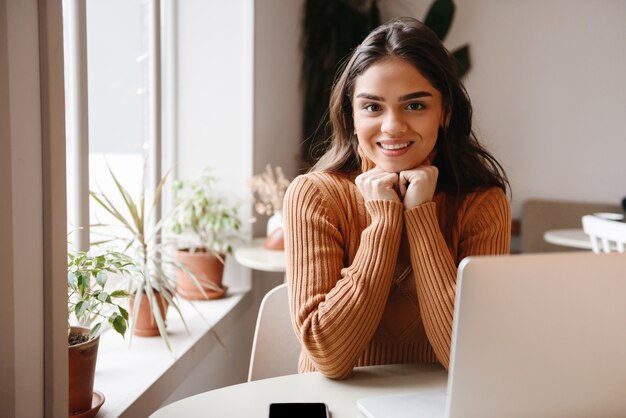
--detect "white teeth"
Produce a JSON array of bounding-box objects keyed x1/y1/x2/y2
[{"x1": 380, "y1": 142, "x2": 410, "y2": 150}]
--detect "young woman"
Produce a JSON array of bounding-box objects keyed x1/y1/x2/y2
[{"x1": 284, "y1": 17, "x2": 510, "y2": 380}]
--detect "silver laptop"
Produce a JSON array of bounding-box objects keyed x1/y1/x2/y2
[{"x1": 358, "y1": 252, "x2": 626, "y2": 418}]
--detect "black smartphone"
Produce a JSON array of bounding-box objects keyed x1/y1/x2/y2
[{"x1": 268, "y1": 402, "x2": 330, "y2": 418}]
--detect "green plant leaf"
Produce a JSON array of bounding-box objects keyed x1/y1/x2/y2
[
  {"x1": 111, "y1": 314, "x2": 127, "y2": 337},
  {"x1": 77, "y1": 273, "x2": 89, "y2": 297},
  {"x1": 151, "y1": 168, "x2": 172, "y2": 215},
  {"x1": 106, "y1": 162, "x2": 143, "y2": 233},
  {"x1": 118, "y1": 305, "x2": 129, "y2": 321},
  {"x1": 424, "y1": 0, "x2": 455, "y2": 41},
  {"x1": 75, "y1": 301, "x2": 87, "y2": 318},
  {"x1": 95, "y1": 271, "x2": 107, "y2": 286},
  {"x1": 68, "y1": 272, "x2": 78, "y2": 289},
  {"x1": 452, "y1": 44, "x2": 471, "y2": 78},
  {"x1": 110, "y1": 289, "x2": 130, "y2": 298},
  {"x1": 89, "y1": 322, "x2": 102, "y2": 339},
  {"x1": 68, "y1": 248, "x2": 137, "y2": 341},
  {"x1": 97, "y1": 291, "x2": 111, "y2": 303},
  {"x1": 90, "y1": 191, "x2": 138, "y2": 236},
  {"x1": 145, "y1": 286, "x2": 173, "y2": 352}
]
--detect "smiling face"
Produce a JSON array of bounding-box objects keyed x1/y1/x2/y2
[{"x1": 352, "y1": 56, "x2": 446, "y2": 173}]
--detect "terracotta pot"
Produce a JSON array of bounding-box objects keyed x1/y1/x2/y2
[
  {"x1": 175, "y1": 249, "x2": 226, "y2": 300},
  {"x1": 68, "y1": 326, "x2": 99, "y2": 415},
  {"x1": 130, "y1": 291, "x2": 169, "y2": 337}
]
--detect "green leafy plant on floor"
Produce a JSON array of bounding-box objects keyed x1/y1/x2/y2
[{"x1": 67, "y1": 248, "x2": 135, "y2": 345}]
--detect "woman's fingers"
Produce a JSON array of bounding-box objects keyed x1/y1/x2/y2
[
  {"x1": 399, "y1": 166, "x2": 439, "y2": 209},
  {"x1": 355, "y1": 167, "x2": 400, "y2": 202},
  {"x1": 355, "y1": 162, "x2": 438, "y2": 207}
]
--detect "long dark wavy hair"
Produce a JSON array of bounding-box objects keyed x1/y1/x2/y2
[{"x1": 312, "y1": 17, "x2": 509, "y2": 240}]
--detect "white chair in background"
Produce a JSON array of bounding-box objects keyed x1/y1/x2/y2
[
  {"x1": 582, "y1": 214, "x2": 626, "y2": 253},
  {"x1": 248, "y1": 283, "x2": 301, "y2": 381}
]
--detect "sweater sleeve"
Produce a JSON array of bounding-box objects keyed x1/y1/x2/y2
[
  {"x1": 404, "y1": 187, "x2": 511, "y2": 369},
  {"x1": 283, "y1": 175, "x2": 404, "y2": 379}
]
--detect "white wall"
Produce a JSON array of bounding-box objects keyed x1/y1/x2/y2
[
  {"x1": 252, "y1": 0, "x2": 304, "y2": 234},
  {"x1": 176, "y1": 0, "x2": 254, "y2": 219},
  {"x1": 253, "y1": 0, "x2": 303, "y2": 178},
  {"x1": 383, "y1": 0, "x2": 626, "y2": 217},
  {"x1": 169, "y1": 0, "x2": 293, "y2": 400},
  {"x1": 176, "y1": 0, "x2": 304, "y2": 231},
  {"x1": 176, "y1": 0, "x2": 256, "y2": 291}
]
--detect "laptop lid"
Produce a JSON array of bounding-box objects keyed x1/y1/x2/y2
[
  {"x1": 357, "y1": 391, "x2": 446, "y2": 418},
  {"x1": 447, "y1": 252, "x2": 626, "y2": 418},
  {"x1": 358, "y1": 252, "x2": 626, "y2": 418}
]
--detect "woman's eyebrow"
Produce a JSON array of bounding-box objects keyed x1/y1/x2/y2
[
  {"x1": 354, "y1": 91, "x2": 433, "y2": 101},
  {"x1": 355, "y1": 92, "x2": 382, "y2": 100},
  {"x1": 399, "y1": 91, "x2": 433, "y2": 101}
]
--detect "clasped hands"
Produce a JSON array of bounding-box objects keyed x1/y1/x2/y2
[{"x1": 355, "y1": 163, "x2": 438, "y2": 210}]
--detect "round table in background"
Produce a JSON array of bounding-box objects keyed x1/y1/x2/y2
[
  {"x1": 234, "y1": 238, "x2": 286, "y2": 273},
  {"x1": 543, "y1": 229, "x2": 591, "y2": 250}
]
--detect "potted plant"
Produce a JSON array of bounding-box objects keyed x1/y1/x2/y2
[
  {"x1": 90, "y1": 163, "x2": 184, "y2": 349},
  {"x1": 67, "y1": 247, "x2": 134, "y2": 416},
  {"x1": 169, "y1": 169, "x2": 241, "y2": 300},
  {"x1": 250, "y1": 164, "x2": 291, "y2": 250}
]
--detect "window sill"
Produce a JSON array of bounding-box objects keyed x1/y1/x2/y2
[{"x1": 94, "y1": 284, "x2": 253, "y2": 418}]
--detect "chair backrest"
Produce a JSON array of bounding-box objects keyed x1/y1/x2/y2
[
  {"x1": 582, "y1": 214, "x2": 626, "y2": 253},
  {"x1": 248, "y1": 283, "x2": 301, "y2": 381}
]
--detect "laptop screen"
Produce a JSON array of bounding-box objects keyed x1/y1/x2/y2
[
  {"x1": 358, "y1": 252, "x2": 626, "y2": 418},
  {"x1": 448, "y1": 252, "x2": 626, "y2": 418}
]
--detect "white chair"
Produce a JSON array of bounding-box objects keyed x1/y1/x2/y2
[
  {"x1": 248, "y1": 283, "x2": 301, "y2": 381},
  {"x1": 582, "y1": 214, "x2": 626, "y2": 253}
]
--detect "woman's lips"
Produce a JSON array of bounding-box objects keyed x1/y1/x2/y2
[{"x1": 377, "y1": 141, "x2": 413, "y2": 157}]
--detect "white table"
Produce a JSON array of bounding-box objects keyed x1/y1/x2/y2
[
  {"x1": 543, "y1": 228, "x2": 592, "y2": 250},
  {"x1": 151, "y1": 363, "x2": 447, "y2": 418},
  {"x1": 234, "y1": 238, "x2": 286, "y2": 273}
]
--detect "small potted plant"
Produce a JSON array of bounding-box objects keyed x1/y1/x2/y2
[
  {"x1": 250, "y1": 164, "x2": 291, "y2": 250},
  {"x1": 90, "y1": 163, "x2": 183, "y2": 349},
  {"x1": 67, "y1": 247, "x2": 134, "y2": 416},
  {"x1": 169, "y1": 169, "x2": 241, "y2": 300}
]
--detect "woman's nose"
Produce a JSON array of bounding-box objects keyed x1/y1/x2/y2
[{"x1": 381, "y1": 110, "x2": 407, "y2": 136}]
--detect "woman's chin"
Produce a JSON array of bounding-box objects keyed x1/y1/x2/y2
[{"x1": 375, "y1": 161, "x2": 418, "y2": 173}]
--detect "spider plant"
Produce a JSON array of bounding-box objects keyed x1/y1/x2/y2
[{"x1": 90, "y1": 162, "x2": 185, "y2": 351}]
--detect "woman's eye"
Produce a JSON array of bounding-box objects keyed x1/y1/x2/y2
[
  {"x1": 406, "y1": 102, "x2": 424, "y2": 111},
  {"x1": 364, "y1": 103, "x2": 382, "y2": 112}
]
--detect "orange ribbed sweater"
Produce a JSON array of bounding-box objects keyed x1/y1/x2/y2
[{"x1": 283, "y1": 171, "x2": 511, "y2": 379}]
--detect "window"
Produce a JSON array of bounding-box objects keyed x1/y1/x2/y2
[
  {"x1": 59, "y1": 1, "x2": 258, "y2": 415},
  {"x1": 64, "y1": 0, "x2": 167, "y2": 250}
]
